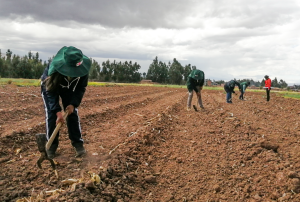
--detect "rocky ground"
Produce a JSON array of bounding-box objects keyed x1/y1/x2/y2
[{"x1": 1, "y1": 84, "x2": 300, "y2": 202}]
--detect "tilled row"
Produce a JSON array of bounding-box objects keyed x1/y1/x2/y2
[
  {"x1": 0, "y1": 87, "x2": 178, "y2": 137},
  {"x1": 138, "y1": 90, "x2": 300, "y2": 201},
  {"x1": 0, "y1": 86, "x2": 187, "y2": 202}
]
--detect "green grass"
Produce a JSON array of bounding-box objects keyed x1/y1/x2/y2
[
  {"x1": 277, "y1": 91, "x2": 300, "y2": 99},
  {"x1": 89, "y1": 82, "x2": 188, "y2": 88},
  {"x1": 88, "y1": 82, "x2": 110, "y2": 86},
  {"x1": 2, "y1": 78, "x2": 299, "y2": 99},
  {"x1": 0, "y1": 78, "x2": 40, "y2": 86}
]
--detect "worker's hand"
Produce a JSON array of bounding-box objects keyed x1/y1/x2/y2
[
  {"x1": 199, "y1": 86, "x2": 203, "y2": 90},
  {"x1": 56, "y1": 111, "x2": 65, "y2": 125},
  {"x1": 66, "y1": 105, "x2": 74, "y2": 115},
  {"x1": 196, "y1": 92, "x2": 201, "y2": 97}
]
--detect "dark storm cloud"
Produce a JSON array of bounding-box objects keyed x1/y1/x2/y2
[
  {"x1": 2, "y1": 0, "x2": 297, "y2": 29},
  {"x1": 0, "y1": 0, "x2": 201, "y2": 28}
]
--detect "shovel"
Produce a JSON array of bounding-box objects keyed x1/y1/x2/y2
[{"x1": 36, "y1": 111, "x2": 68, "y2": 169}]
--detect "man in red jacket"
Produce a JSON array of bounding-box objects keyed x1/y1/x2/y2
[{"x1": 264, "y1": 75, "x2": 271, "y2": 101}]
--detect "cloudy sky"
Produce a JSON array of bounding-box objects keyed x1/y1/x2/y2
[{"x1": 1, "y1": 0, "x2": 299, "y2": 84}]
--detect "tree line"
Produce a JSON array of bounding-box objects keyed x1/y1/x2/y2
[
  {"x1": 145, "y1": 56, "x2": 196, "y2": 85},
  {"x1": 261, "y1": 78, "x2": 288, "y2": 88},
  {"x1": 0, "y1": 49, "x2": 289, "y2": 87},
  {"x1": 0, "y1": 49, "x2": 143, "y2": 83},
  {"x1": 0, "y1": 49, "x2": 46, "y2": 79}
]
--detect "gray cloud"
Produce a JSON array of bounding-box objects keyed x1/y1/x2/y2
[
  {"x1": 0, "y1": 0, "x2": 299, "y2": 84},
  {"x1": 1, "y1": 0, "x2": 298, "y2": 29},
  {"x1": 0, "y1": 0, "x2": 200, "y2": 28}
]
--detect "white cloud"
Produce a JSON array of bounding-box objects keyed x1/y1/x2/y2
[{"x1": 0, "y1": 0, "x2": 299, "y2": 84}]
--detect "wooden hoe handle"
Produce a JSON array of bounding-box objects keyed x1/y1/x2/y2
[{"x1": 45, "y1": 111, "x2": 68, "y2": 151}]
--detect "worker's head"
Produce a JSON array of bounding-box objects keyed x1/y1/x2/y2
[
  {"x1": 247, "y1": 81, "x2": 250, "y2": 86},
  {"x1": 48, "y1": 46, "x2": 91, "y2": 77},
  {"x1": 264, "y1": 75, "x2": 269, "y2": 79}
]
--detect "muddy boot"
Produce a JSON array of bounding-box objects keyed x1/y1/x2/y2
[
  {"x1": 75, "y1": 145, "x2": 86, "y2": 157},
  {"x1": 193, "y1": 105, "x2": 198, "y2": 111}
]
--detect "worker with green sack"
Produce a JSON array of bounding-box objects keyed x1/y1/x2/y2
[
  {"x1": 239, "y1": 81, "x2": 250, "y2": 100},
  {"x1": 186, "y1": 69, "x2": 205, "y2": 111}
]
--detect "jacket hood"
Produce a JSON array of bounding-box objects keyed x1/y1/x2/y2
[{"x1": 189, "y1": 69, "x2": 203, "y2": 80}]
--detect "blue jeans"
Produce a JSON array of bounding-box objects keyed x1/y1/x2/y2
[{"x1": 224, "y1": 85, "x2": 232, "y2": 103}]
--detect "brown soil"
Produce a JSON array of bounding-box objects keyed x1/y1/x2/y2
[{"x1": 1, "y1": 85, "x2": 300, "y2": 202}]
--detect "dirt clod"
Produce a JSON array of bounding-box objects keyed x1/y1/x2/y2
[{"x1": 260, "y1": 141, "x2": 279, "y2": 152}]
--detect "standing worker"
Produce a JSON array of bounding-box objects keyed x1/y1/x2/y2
[
  {"x1": 186, "y1": 69, "x2": 205, "y2": 111},
  {"x1": 264, "y1": 75, "x2": 272, "y2": 101},
  {"x1": 224, "y1": 80, "x2": 241, "y2": 103},
  {"x1": 41, "y1": 46, "x2": 91, "y2": 159},
  {"x1": 239, "y1": 81, "x2": 251, "y2": 100}
]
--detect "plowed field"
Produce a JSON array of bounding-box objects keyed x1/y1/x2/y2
[{"x1": 1, "y1": 85, "x2": 300, "y2": 202}]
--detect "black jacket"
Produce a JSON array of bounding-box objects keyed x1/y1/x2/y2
[
  {"x1": 225, "y1": 80, "x2": 240, "y2": 93},
  {"x1": 41, "y1": 64, "x2": 88, "y2": 114}
]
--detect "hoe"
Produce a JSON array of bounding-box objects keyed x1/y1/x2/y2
[{"x1": 35, "y1": 111, "x2": 68, "y2": 170}]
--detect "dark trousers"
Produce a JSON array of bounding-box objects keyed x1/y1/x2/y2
[
  {"x1": 41, "y1": 85, "x2": 84, "y2": 151},
  {"x1": 266, "y1": 89, "x2": 270, "y2": 101},
  {"x1": 224, "y1": 85, "x2": 232, "y2": 103},
  {"x1": 239, "y1": 91, "x2": 244, "y2": 100}
]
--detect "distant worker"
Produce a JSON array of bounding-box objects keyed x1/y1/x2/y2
[
  {"x1": 186, "y1": 69, "x2": 205, "y2": 111},
  {"x1": 264, "y1": 75, "x2": 272, "y2": 101},
  {"x1": 224, "y1": 80, "x2": 241, "y2": 103},
  {"x1": 239, "y1": 81, "x2": 251, "y2": 100}
]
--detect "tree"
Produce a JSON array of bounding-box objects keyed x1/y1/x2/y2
[
  {"x1": 146, "y1": 56, "x2": 169, "y2": 83},
  {"x1": 101, "y1": 60, "x2": 112, "y2": 81},
  {"x1": 183, "y1": 64, "x2": 192, "y2": 82},
  {"x1": 157, "y1": 61, "x2": 169, "y2": 83},
  {"x1": 261, "y1": 79, "x2": 265, "y2": 87},
  {"x1": 89, "y1": 59, "x2": 101, "y2": 80},
  {"x1": 146, "y1": 56, "x2": 160, "y2": 82},
  {"x1": 28, "y1": 51, "x2": 32, "y2": 59},
  {"x1": 35, "y1": 52, "x2": 39, "y2": 62},
  {"x1": 278, "y1": 79, "x2": 288, "y2": 88},
  {"x1": 168, "y1": 58, "x2": 184, "y2": 85},
  {"x1": 272, "y1": 77, "x2": 278, "y2": 87}
]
